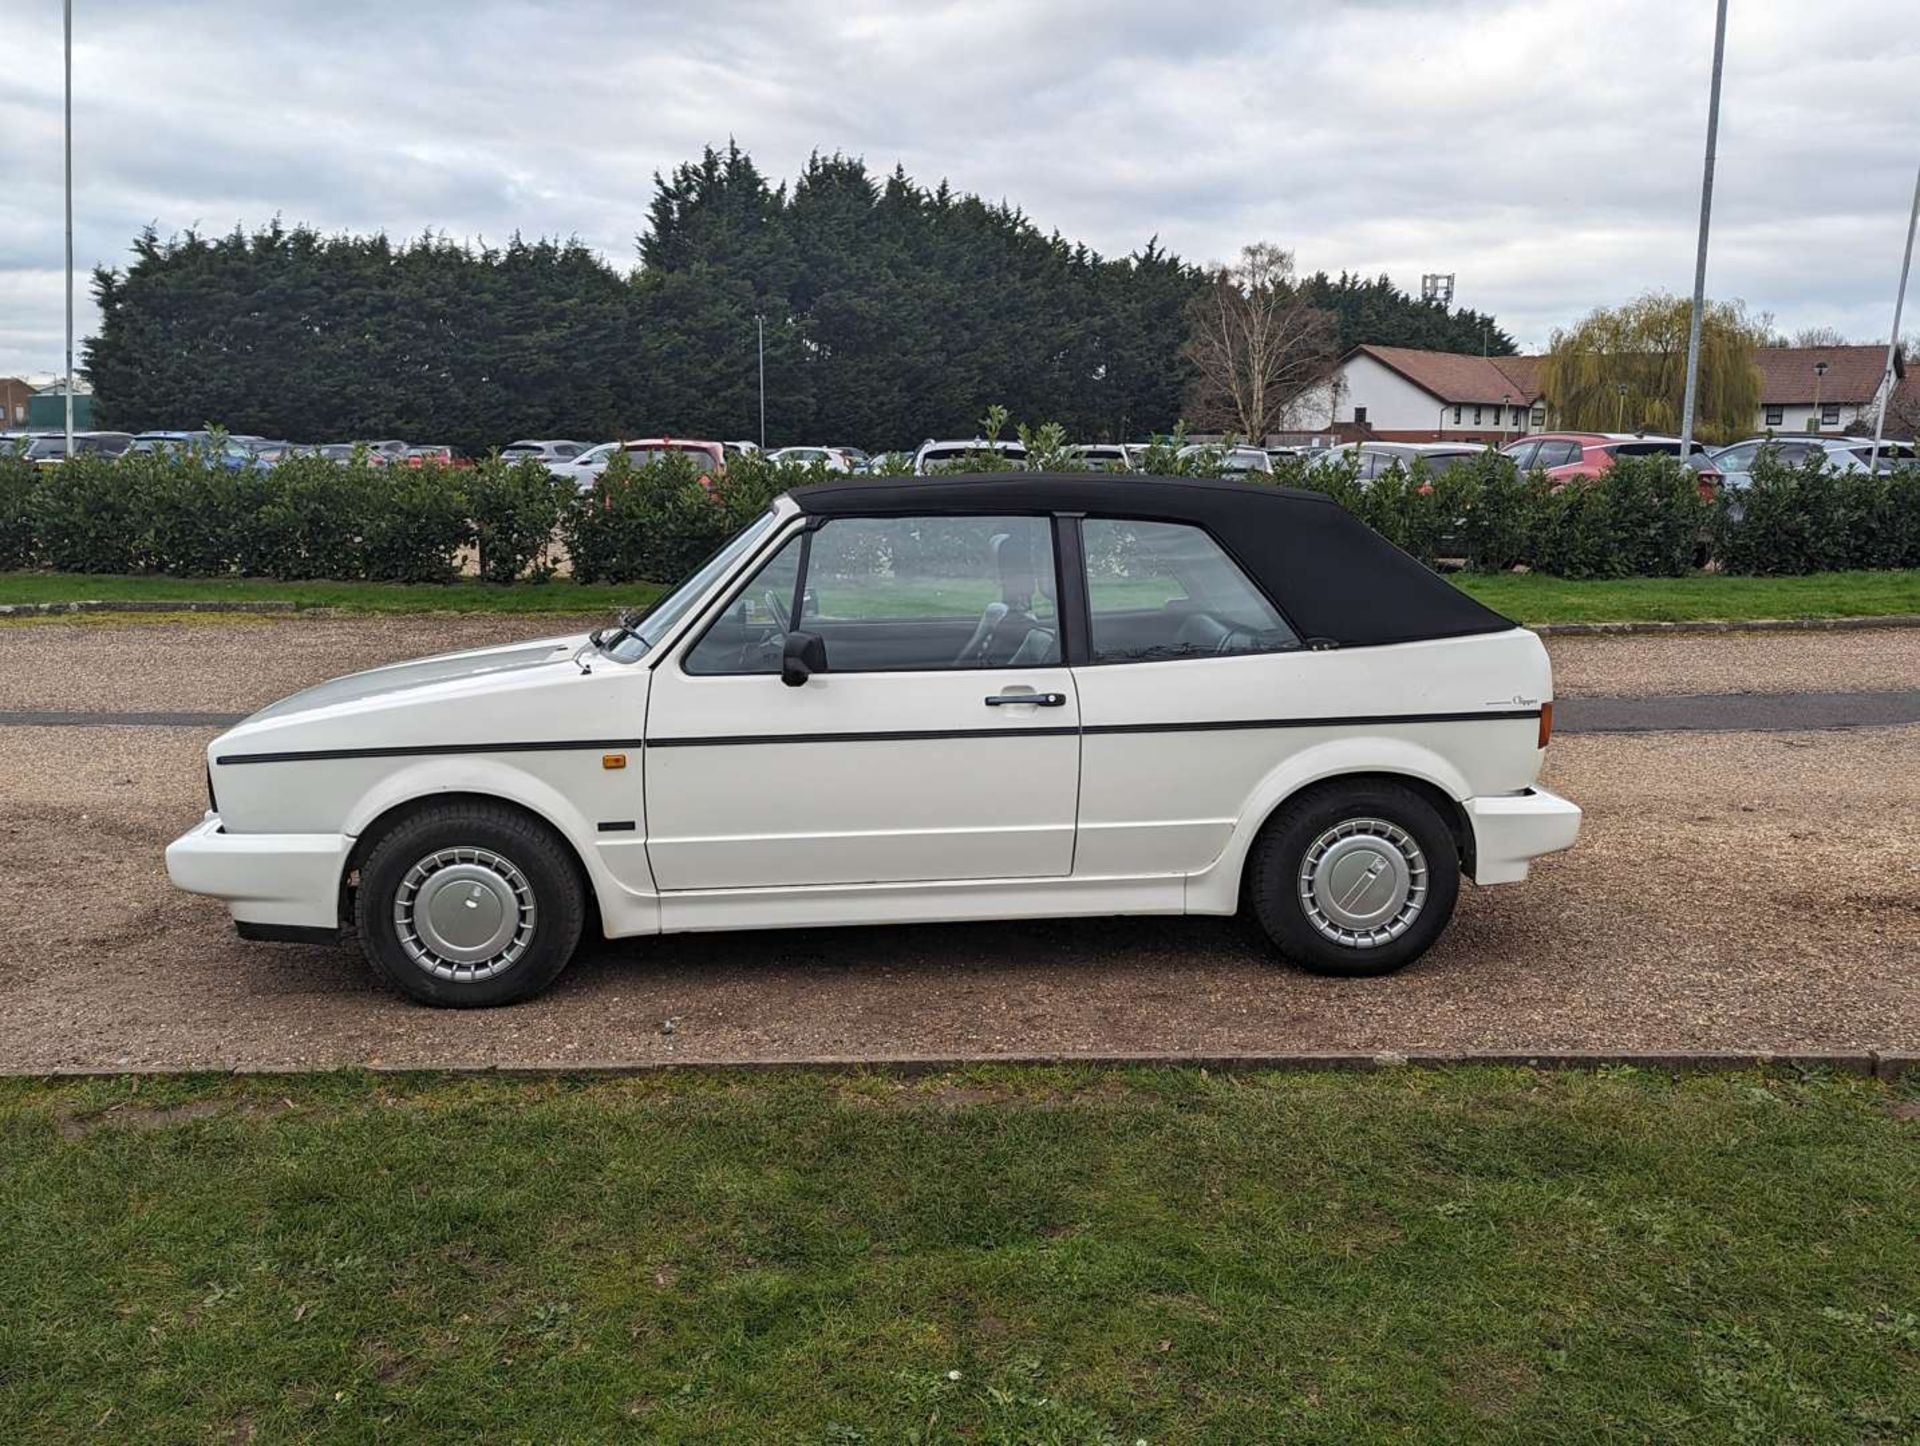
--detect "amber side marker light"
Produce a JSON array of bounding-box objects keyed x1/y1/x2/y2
[
  {"x1": 1538, "y1": 701, "x2": 1554, "y2": 749},
  {"x1": 602, "y1": 753, "x2": 627, "y2": 770}
]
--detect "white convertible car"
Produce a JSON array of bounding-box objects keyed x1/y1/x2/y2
[{"x1": 167, "y1": 474, "x2": 1581, "y2": 1006}]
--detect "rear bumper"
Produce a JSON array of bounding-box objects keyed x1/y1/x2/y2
[
  {"x1": 1464, "y1": 787, "x2": 1581, "y2": 885},
  {"x1": 164, "y1": 812, "x2": 352, "y2": 930}
]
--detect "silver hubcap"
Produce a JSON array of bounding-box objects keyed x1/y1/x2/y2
[
  {"x1": 394, "y1": 847, "x2": 536, "y2": 982},
  {"x1": 1298, "y1": 817, "x2": 1427, "y2": 948}
]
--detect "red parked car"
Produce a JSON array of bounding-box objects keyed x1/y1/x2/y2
[
  {"x1": 1501, "y1": 432, "x2": 1721, "y2": 498},
  {"x1": 401, "y1": 445, "x2": 473, "y2": 469}
]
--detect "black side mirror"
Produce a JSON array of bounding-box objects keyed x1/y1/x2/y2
[{"x1": 781, "y1": 630, "x2": 828, "y2": 687}]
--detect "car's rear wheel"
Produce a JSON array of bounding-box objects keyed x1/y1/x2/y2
[
  {"x1": 1246, "y1": 780, "x2": 1459, "y2": 977},
  {"x1": 354, "y1": 802, "x2": 585, "y2": 1007}
]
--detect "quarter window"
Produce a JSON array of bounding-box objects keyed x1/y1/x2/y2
[{"x1": 1081, "y1": 519, "x2": 1298, "y2": 664}]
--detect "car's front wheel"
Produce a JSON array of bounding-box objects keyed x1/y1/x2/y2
[
  {"x1": 354, "y1": 802, "x2": 586, "y2": 1007},
  {"x1": 1246, "y1": 780, "x2": 1460, "y2": 977}
]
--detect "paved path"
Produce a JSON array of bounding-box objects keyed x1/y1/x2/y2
[{"x1": 6, "y1": 690, "x2": 1919, "y2": 735}]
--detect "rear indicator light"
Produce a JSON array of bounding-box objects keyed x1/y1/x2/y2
[{"x1": 1538, "y1": 701, "x2": 1554, "y2": 749}]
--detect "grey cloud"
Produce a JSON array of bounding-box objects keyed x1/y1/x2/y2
[{"x1": 1, "y1": 0, "x2": 1916, "y2": 376}]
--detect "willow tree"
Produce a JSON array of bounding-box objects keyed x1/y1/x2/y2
[{"x1": 1540, "y1": 292, "x2": 1766, "y2": 443}]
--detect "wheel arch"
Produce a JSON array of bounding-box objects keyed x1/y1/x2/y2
[
  {"x1": 339, "y1": 789, "x2": 601, "y2": 933},
  {"x1": 1184, "y1": 743, "x2": 1477, "y2": 915}
]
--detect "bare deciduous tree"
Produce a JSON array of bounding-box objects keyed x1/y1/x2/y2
[{"x1": 1181, "y1": 243, "x2": 1338, "y2": 442}]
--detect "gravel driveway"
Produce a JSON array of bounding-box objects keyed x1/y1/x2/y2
[{"x1": 1, "y1": 617, "x2": 1915, "y2": 1071}]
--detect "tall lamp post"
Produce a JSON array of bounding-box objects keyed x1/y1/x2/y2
[
  {"x1": 1868, "y1": 164, "x2": 1919, "y2": 473},
  {"x1": 1615, "y1": 382, "x2": 1629, "y2": 431},
  {"x1": 1499, "y1": 393, "x2": 1511, "y2": 443},
  {"x1": 754, "y1": 314, "x2": 765, "y2": 452},
  {"x1": 63, "y1": 0, "x2": 74, "y2": 456},
  {"x1": 1678, "y1": 0, "x2": 1730, "y2": 457},
  {"x1": 1813, "y1": 360, "x2": 1829, "y2": 431}
]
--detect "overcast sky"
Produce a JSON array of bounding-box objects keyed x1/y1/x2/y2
[{"x1": 1, "y1": 0, "x2": 1915, "y2": 379}]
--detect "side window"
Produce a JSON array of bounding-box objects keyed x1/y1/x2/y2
[
  {"x1": 804, "y1": 515, "x2": 1059, "y2": 669},
  {"x1": 1504, "y1": 440, "x2": 1540, "y2": 470},
  {"x1": 1082, "y1": 519, "x2": 1299, "y2": 664},
  {"x1": 684, "y1": 516, "x2": 1061, "y2": 674}
]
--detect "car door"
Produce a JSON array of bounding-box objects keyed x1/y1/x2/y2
[{"x1": 643, "y1": 512, "x2": 1081, "y2": 891}]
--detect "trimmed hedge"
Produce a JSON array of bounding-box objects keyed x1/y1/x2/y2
[{"x1": 2, "y1": 445, "x2": 1916, "y2": 587}]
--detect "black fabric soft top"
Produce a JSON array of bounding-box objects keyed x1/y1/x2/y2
[{"x1": 791, "y1": 472, "x2": 1516, "y2": 649}]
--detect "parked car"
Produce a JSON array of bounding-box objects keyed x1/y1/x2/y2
[
  {"x1": 1501, "y1": 432, "x2": 1720, "y2": 496},
  {"x1": 560, "y1": 438, "x2": 728, "y2": 490},
  {"x1": 1178, "y1": 444, "x2": 1274, "y2": 478},
  {"x1": 1066, "y1": 444, "x2": 1135, "y2": 472},
  {"x1": 166, "y1": 471, "x2": 1580, "y2": 1007},
  {"x1": 402, "y1": 445, "x2": 473, "y2": 469},
  {"x1": 22, "y1": 431, "x2": 134, "y2": 464},
  {"x1": 768, "y1": 446, "x2": 858, "y2": 472},
  {"x1": 500, "y1": 439, "x2": 590, "y2": 468},
  {"x1": 913, "y1": 438, "x2": 1028, "y2": 474},
  {"x1": 1710, "y1": 435, "x2": 1915, "y2": 479},
  {"x1": 548, "y1": 441, "x2": 618, "y2": 489},
  {"x1": 3, "y1": 431, "x2": 49, "y2": 457},
  {"x1": 1308, "y1": 442, "x2": 1489, "y2": 484},
  {"x1": 857, "y1": 451, "x2": 914, "y2": 474},
  {"x1": 128, "y1": 431, "x2": 266, "y2": 470},
  {"x1": 722, "y1": 441, "x2": 761, "y2": 459}
]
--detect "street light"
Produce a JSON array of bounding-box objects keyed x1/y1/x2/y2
[
  {"x1": 1500, "y1": 393, "x2": 1511, "y2": 443},
  {"x1": 1615, "y1": 382, "x2": 1629, "y2": 431},
  {"x1": 1679, "y1": 0, "x2": 1730, "y2": 456},
  {"x1": 1813, "y1": 359, "x2": 1829, "y2": 431},
  {"x1": 755, "y1": 314, "x2": 765, "y2": 451},
  {"x1": 1868, "y1": 165, "x2": 1919, "y2": 473},
  {"x1": 63, "y1": 0, "x2": 74, "y2": 456}
]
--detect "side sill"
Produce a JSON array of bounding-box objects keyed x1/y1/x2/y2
[{"x1": 235, "y1": 921, "x2": 346, "y2": 947}]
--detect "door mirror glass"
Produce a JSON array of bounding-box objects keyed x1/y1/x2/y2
[{"x1": 781, "y1": 630, "x2": 829, "y2": 687}]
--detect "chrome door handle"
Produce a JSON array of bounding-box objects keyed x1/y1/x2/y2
[{"x1": 984, "y1": 692, "x2": 1067, "y2": 707}]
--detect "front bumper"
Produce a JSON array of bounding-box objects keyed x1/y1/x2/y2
[
  {"x1": 1463, "y1": 787, "x2": 1582, "y2": 885},
  {"x1": 164, "y1": 812, "x2": 353, "y2": 930}
]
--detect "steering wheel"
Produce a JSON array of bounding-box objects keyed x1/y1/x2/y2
[{"x1": 763, "y1": 589, "x2": 792, "y2": 632}]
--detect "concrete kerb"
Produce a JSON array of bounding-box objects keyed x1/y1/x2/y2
[
  {"x1": 15, "y1": 1048, "x2": 1919, "y2": 1081},
  {"x1": 1533, "y1": 614, "x2": 1920, "y2": 636},
  {"x1": 0, "y1": 599, "x2": 302, "y2": 617}
]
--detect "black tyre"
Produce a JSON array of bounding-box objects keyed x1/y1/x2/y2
[
  {"x1": 354, "y1": 801, "x2": 586, "y2": 1007},
  {"x1": 1245, "y1": 780, "x2": 1460, "y2": 978}
]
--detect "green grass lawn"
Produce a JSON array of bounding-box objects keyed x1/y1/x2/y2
[
  {"x1": 2, "y1": 1067, "x2": 1915, "y2": 1443},
  {"x1": 1455, "y1": 569, "x2": 1920, "y2": 625},
  {"x1": 3, "y1": 568, "x2": 1919, "y2": 625}
]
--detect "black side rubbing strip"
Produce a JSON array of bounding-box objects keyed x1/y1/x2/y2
[
  {"x1": 644, "y1": 710, "x2": 1540, "y2": 749},
  {"x1": 646, "y1": 725, "x2": 1084, "y2": 749},
  {"x1": 216, "y1": 737, "x2": 648, "y2": 766},
  {"x1": 1080, "y1": 708, "x2": 1541, "y2": 736},
  {"x1": 596, "y1": 820, "x2": 638, "y2": 833}
]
